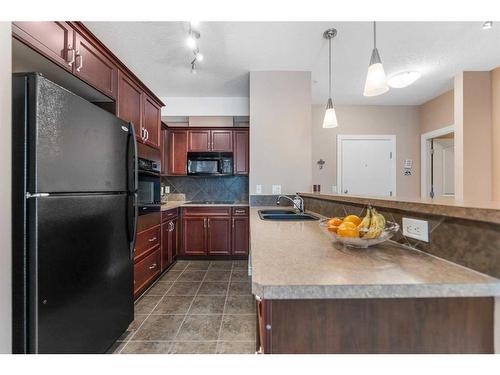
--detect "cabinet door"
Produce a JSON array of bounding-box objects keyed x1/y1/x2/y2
[
  {"x1": 183, "y1": 217, "x2": 207, "y2": 255},
  {"x1": 233, "y1": 130, "x2": 249, "y2": 175},
  {"x1": 160, "y1": 127, "x2": 168, "y2": 175},
  {"x1": 161, "y1": 222, "x2": 169, "y2": 271},
  {"x1": 74, "y1": 32, "x2": 117, "y2": 99},
  {"x1": 207, "y1": 217, "x2": 232, "y2": 255},
  {"x1": 169, "y1": 218, "x2": 178, "y2": 263},
  {"x1": 143, "y1": 96, "x2": 161, "y2": 149},
  {"x1": 188, "y1": 130, "x2": 211, "y2": 152},
  {"x1": 211, "y1": 130, "x2": 233, "y2": 152},
  {"x1": 117, "y1": 71, "x2": 143, "y2": 141},
  {"x1": 168, "y1": 130, "x2": 188, "y2": 175},
  {"x1": 13, "y1": 22, "x2": 75, "y2": 71},
  {"x1": 232, "y1": 216, "x2": 249, "y2": 255}
]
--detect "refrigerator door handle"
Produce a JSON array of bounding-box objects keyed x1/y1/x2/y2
[{"x1": 126, "y1": 122, "x2": 138, "y2": 257}]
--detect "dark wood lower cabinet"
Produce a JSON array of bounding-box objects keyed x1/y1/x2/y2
[
  {"x1": 180, "y1": 207, "x2": 249, "y2": 257},
  {"x1": 256, "y1": 297, "x2": 494, "y2": 354},
  {"x1": 183, "y1": 217, "x2": 207, "y2": 255},
  {"x1": 161, "y1": 217, "x2": 178, "y2": 271},
  {"x1": 232, "y1": 216, "x2": 249, "y2": 255},
  {"x1": 207, "y1": 217, "x2": 232, "y2": 255},
  {"x1": 133, "y1": 247, "x2": 161, "y2": 299}
]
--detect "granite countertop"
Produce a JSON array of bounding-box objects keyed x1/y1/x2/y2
[
  {"x1": 161, "y1": 201, "x2": 249, "y2": 211},
  {"x1": 250, "y1": 207, "x2": 500, "y2": 299}
]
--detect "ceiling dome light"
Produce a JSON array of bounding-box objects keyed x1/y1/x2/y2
[
  {"x1": 364, "y1": 22, "x2": 389, "y2": 97},
  {"x1": 387, "y1": 71, "x2": 421, "y2": 88},
  {"x1": 186, "y1": 35, "x2": 197, "y2": 49},
  {"x1": 322, "y1": 28, "x2": 339, "y2": 128},
  {"x1": 195, "y1": 52, "x2": 204, "y2": 62},
  {"x1": 482, "y1": 21, "x2": 493, "y2": 30}
]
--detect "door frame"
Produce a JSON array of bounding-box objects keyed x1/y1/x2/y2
[
  {"x1": 336, "y1": 134, "x2": 397, "y2": 197},
  {"x1": 420, "y1": 125, "x2": 455, "y2": 199}
]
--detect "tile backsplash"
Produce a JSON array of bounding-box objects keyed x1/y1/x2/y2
[
  {"x1": 302, "y1": 196, "x2": 500, "y2": 279},
  {"x1": 162, "y1": 176, "x2": 249, "y2": 202}
]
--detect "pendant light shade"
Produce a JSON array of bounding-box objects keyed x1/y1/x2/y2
[
  {"x1": 323, "y1": 28, "x2": 338, "y2": 129},
  {"x1": 323, "y1": 98, "x2": 338, "y2": 128},
  {"x1": 363, "y1": 22, "x2": 389, "y2": 97}
]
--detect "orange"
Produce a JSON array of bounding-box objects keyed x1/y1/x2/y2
[
  {"x1": 343, "y1": 214, "x2": 362, "y2": 226},
  {"x1": 337, "y1": 221, "x2": 360, "y2": 238},
  {"x1": 327, "y1": 225, "x2": 338, "y2": 233},
  {"x1": 327, "y1": 217, "x2": 343, "y2": 227}
]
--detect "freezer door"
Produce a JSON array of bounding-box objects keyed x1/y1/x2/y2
[
  {"x1": 29, "y1": 194, "x2": 133, "y2": 354},
  {"x1": 27, "y1": 74, "x2": 132, "y2": 193}
]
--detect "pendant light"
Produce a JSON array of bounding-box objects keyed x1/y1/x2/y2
[
  {"x1": 323, "y1": 28, "x2": 338, "y2": 128},
  {"x1": 363, "y1": 21, "x2": 389, "y2": 97}
]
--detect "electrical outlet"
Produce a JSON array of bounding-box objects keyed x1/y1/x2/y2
[
  {"x1": 255, "y1": 185, "x2": 262, "y2": 194},
  {"x1": 332, "y1": 185, "x2": 337, "y2": 193},
  {"x1": 165, "y1": 186, "x2": 170, "y2": 194},
  {"x1": 402, "y1": 217, "x2": 429, "y2": 242},
  {"x1": 272, "y1": 185, "x2": 281, "y2": 194}
]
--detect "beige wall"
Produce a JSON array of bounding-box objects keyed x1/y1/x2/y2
[
  {"x1": 312, "y1": 105, "x2": 421, "y2": 198},
  {"x1": 492, "y1": 67, "x2": 500, "y2": 201},
  {"x1": 249, "y1": 71, "x2": 312, "y2": 195},
  {"x1": 0, "y1": 22, "x2": 12, "y2": 353},
  {"x1": 419, "y1": 89, "x2": 454, "y2": 135},
  {"x1": 454, "y1": 71, "x2": 493, "y2": 201}
]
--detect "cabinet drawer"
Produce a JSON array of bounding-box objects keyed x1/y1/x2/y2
[
  {"x1": 137, "y1": 211, "x2": 161, "y2": 232},
  {"x1": 135, "y1": 225, "x2": 161, "y2": 260},
  {"x1": 232, "y1": 207, "x2": 249, "y2": 216},
  {"x1": 162, "y1": 208, "x2": 178, "y2": 222},
  {"x1": 134, "y1": 247, "x2": 161, "y2": 299},
  {"x1": 183, "y1": 207, "x2": 231, "y2": 216}
]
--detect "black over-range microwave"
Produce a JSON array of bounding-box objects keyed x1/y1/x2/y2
[
  {"x1": 187, "y1": 152, "x2": 233, "y2": 176},
  {"x1": 137, "y1": 156, "x2": 161, "y2": 215}
]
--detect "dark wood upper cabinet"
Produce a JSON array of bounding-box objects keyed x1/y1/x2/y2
[
  {"x1": 211, "y1": 130, "x2": 233, "y2": 152},
  {"x1": 233, "y1": 130, "x2": 249, "y2": 175},
  {"x1": 168, "y1": 130, "x2": 188, "y2": 175},
  {"x1": 183, "y1": 217, "x2": 207, "y2": 255},
  {"x1": 207, "y1": 217, "x2": 232, "y2": 255},
  {"x1": 73, "y1": 33, "x2": 117, "y2": 99},
  {"x1": 143, "y1": 96, "x2": 161, "y2": 149},
  {"x1": 160, "y1": 126, "x2": 168, "y2": 175},
  {"x1": 13, "y1": 22, "x2": 75, "y2": 72},
  {"x1": 117, "y1": 71, "x2": 143, "y2": 140},
  {"x1": 232, "y1": 216, "x2": 249, "y2": 255},
  {"x1": 188, "y1": 130, "x2": 211, "y2": 152}
]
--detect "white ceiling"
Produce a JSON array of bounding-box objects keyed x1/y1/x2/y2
[{"x1": 85, "y1": 21, "x2": 500, "y2": 105}]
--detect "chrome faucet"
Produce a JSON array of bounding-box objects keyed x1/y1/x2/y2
[{"x1": 276, "y1": 195, "x2": 304, "y2": 213}]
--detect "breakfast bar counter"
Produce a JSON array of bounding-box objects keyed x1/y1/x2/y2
[
  {"x1": 249, "y1": 208, "x2": 500, "y2": 299},
  {"x1": 249, "y1": 207, "x2": 500, "y2": 354}
]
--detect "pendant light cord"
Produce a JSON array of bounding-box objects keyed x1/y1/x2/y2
[
  {"x1": 328, "y1": 36, "x2": 332, "y2": 99},
  {"x1": 373, "y1": 21, "x2": 376, "y2": 48}
]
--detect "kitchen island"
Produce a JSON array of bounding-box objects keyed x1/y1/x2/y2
[{"x1": 250, "y1": 207, "x2": 500, "y2": 354}]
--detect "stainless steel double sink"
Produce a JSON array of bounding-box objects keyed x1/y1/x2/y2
[{"x1": 258, "y1": 209, "x2": 319, "y2": 221}]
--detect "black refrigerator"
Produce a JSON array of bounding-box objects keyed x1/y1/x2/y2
[{"x1": 12, "y1": 73, "x2": 138, "y2": 354}]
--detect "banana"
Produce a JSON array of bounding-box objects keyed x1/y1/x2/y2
[
  {"x1": 357, "y1": 207, "x2": 372, "y2": 237},
  {"x1": 364, "y1": 208, "x2": 386, "y2": 239}
]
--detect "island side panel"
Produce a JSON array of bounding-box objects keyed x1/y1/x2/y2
[{"x1": 261, "y1": 297, "x2": 494, "y2": 354}]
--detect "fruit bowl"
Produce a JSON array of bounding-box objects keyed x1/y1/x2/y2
[{"x1": 319, "y1": 218, "x2": 400, "y2": 249}]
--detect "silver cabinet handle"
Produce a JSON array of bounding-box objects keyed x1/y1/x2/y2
[
  {"x1": 141, "y1": 128, "x2": 145, "y2": 140},
  {"x1": 169, "y1": 221, "x2": 174, "y2": 232},
  {"x1": 144, "y1": 129, "x2": 148, "y2": 141},
  {"x1": 203, "y1": 218, "x2": 207, "y2": 228},
  {"x1": 235, "y1": 209, "x2": 245, "y2": 214},
  {"x1": 75, "y1": 50, "x2": 83, "y2": 72},
  {"x1": 67, "y1": 45, "x2": 75, "y2": 66},
  {"x1": 148, "y1": 263, "x2": 157, "y2": 270},
  {"x1": 232, "y1": 218, "x2": 235, "y2": 228},
  {"x1": 148, "y1": 237, "x2": 157, "y2": 242},
  {"x1": 207, "y1": 218, "x2": 210, "y2": 228}
]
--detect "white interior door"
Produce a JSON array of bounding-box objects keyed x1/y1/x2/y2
[
  {"x1": 432, "y1": 138, "x2": 455, "y2": 197},
  {"x1": 337, "y1": 135, "x2": 396, "y2": 197}
]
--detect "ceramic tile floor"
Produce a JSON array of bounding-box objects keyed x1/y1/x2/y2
[{"x1": 108, "y1": 260, "x2": 256, "y2": 354}]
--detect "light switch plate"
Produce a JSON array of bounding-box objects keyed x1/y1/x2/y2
[
  {"x1": 272, "y1": 185, "x2": 281, "y2": 194},
  {"x1": 255, "y1": 185, "x2": 262, "y2": 194},
  {"x1": 165, "y1": 186, "x2": 170, "y2": 194},
  {"x1": 402, "y1": 217, "x2": 429, "y2": 242}
]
